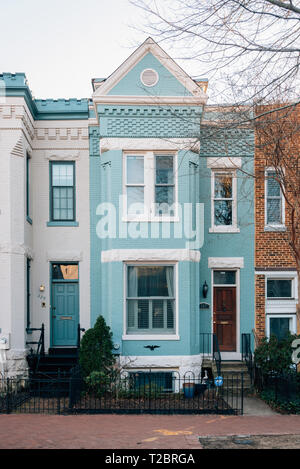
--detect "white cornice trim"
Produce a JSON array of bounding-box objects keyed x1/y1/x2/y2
[
  {"x1": 100, "y1": 137, "x2": 200, "y2": 154},
  {"x1": 44, "y1": 150, "x2": 80, "y2": 160},
  {"x1": 92, "y1": 37, "x2": 207, "y2": 100},
  {"x1": 207, "y1": 157, "x2": 242, "y2": 169},
  {"x1": 93, "y1": 95, "x2": 206, "y2": 106},
  {"x1": 101, "y1": 249, "x2": 201, "y2": 263},
  {"x1": 208, "y1": 257, "x2": 244, "y2": 269}
]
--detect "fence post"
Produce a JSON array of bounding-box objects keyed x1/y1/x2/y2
[
  {"x1": 57, "y1": 369, "x2": 61, "y2": 415},
  {"x1": 241, "y1": 372, "x2": 244, "y2": 415},
  {"x1": 6, "y1": 378, "x2": 10, "y2": 414}
]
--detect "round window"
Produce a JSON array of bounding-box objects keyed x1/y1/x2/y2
[{"x1": 140, "y1": 68, "x2": 159, "y2": 87}]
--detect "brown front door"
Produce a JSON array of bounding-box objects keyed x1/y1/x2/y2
[{"x1": 213, "y1": 287, "x2": 236, "y2": 352}]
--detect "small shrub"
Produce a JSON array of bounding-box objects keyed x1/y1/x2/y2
[
  {"x1": 254, "y1": 333, "x2": 299, "y2": 374},
  {"x1": 79, "y1": 315, "x2": 115, "y2": 379}
]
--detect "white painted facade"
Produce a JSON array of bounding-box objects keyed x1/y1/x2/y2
[{"x1": 0, "y1": 96, "x2": 90, "y2": 377}]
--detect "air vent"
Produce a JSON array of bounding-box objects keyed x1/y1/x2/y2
[{"x1": 140, "y1": 68, "x2": 159, "y2": 87}]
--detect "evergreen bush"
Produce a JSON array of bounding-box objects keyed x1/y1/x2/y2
[{"x1": 79, "y1": 315, "x2": 115, "y2": 378}]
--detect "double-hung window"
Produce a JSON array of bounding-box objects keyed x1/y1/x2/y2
[
  {"x1": 211, "y1": 171, "x2": 237, "y2": 231},
  {"x1": 124, "y1": 152, "x2": 176, "y2": 220},
  {"x1": 265, "y1": 170, "x2": 284, "y2": 227},
  {"x1": 126, "y1": 265, "x2": 176, "y2": 335},
  {"x1": 50, "y1": 162, "x2": 75, "y2": 222}
]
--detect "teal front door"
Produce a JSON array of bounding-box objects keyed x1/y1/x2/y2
[{"x1": 52, "y1": 282, "x2": 79, "y2": 346}]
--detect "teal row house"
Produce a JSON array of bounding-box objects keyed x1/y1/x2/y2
[{"x1": 89, "y1": 38, "x2": 255, "y2": 377}]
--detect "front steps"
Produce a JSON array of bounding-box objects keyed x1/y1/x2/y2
[
  {"x1": 202, "y1": 359, "x2": 253, "y2": 394},
  {"x1": 27, "y1": 347, "x2": 79, "y2": 396}
]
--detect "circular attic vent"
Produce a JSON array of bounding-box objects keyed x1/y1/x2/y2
[{"x1": 140, "y1": 68, "x2": 159, "y2": 87}]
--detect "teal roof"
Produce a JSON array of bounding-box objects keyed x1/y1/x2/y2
[{"x1": 0, "y1": 73, "x2": 89, "y2": 120}]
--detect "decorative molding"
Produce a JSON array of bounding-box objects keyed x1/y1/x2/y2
[
  {"x1": 101, "y1": 249, "x2": 201, "y2": 263},
  {"x1": 46, "y1": 251, "x2": 83, "y2": 262},
  {"x1": 34, "y1": 127, "x2": 88, "y2": 141},
  {"x1": 94, "y1": 96, "x2": 207, "y2": 106},
  {"x1": 44, "y1": 150, "x2": 80, "y2": 160},
  {"x1": 10, "y1": 137, "x2": 24, "y2": 158},
  {"x1": 93, "y1": 37, "x2": 207, "y2": 102},
  {"x1": 100, "y1": 137, "x2": 200, "y2": 153},
  {"x1": 207, "y1": 157, "x2": 242, "y2": 169},
  {"x1": 208, "y1": 257, "x2": 244, "y2": 268}
]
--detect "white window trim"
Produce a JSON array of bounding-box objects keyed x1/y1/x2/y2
[
  {"x1": 264, "y1": 167, "x2": 286, "y2": 230},
  {"x1": 256, "y1": 270, "x2": 298, "y2": 314},
  {"x1": 122, "y1": 150, "x2": 179, "y2": 222},
  {"x1": 266, "y1": 314, "x2": 297, "y2": 339},
  {"x1": 209, "y1": 169, "x2": 239, "y2": 233},
  {"x1": 266, "y1": 277, "x2": 295, "y2": 300},
  {"x1": 122, "y1": 262, "x2": 179, "y2": 340}
]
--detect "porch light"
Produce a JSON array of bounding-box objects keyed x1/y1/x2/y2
[
  {"x1": 39, "y1": 285, "x2": 45, "y2": 292},
  {"x1": 202, "y1": 281, "x2": 209, "y2": 299}
]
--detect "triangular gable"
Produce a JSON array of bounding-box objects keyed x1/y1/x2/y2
[{"x1": 93, "y1": 38, "x2": 207, "y2": 101}]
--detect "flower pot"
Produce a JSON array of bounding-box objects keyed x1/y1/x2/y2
[{"x1": 183, "y1": 382, "x2": 195, "y2": 398}]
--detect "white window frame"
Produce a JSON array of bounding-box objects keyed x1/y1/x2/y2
[
  {"x1": 264, "y1": 168, "x2": 285, "y2": 230},
  {"x1": 209, "y1": 169, "x2": 239, "y2": 233},
  {"x1": 266, "y1": 277, "x2": 294, "y2": 300},
  {"x1": 123, "y1": 151, "x2": 178, "y2": 222},
  {"x1": 266, "y1": 314, "x2": 296, "y2": 339},
  {"x1": 122, "y1": 261, "x2": 179, "y2": 340}
]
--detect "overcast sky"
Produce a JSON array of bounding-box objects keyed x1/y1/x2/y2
[{"x1": 0, "y1": 0, "x2": 169, "y2": 99}]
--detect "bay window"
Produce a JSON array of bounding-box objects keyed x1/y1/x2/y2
[{"x1": 126, "y1": 265, "x2": 176, "y2": 335}]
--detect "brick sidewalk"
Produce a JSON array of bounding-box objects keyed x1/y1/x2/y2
[{"x1": 1, "y1": 414, "x2": 300, "y2": 449}]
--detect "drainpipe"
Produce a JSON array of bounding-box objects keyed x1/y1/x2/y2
[{"x1": 0, "y1": 349, "x2": 7, "y2": 379}]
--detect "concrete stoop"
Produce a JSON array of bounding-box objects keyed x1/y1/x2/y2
[{"x1": 203, "y1": 359, "x2": 253, "y2": 395}]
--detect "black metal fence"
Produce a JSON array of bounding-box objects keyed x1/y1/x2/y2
[
  {"x1": 0, "y1": 370, "x2": 244, "y2": 415},
  {"x1": 255, "y1": 368, "x2": 300, "y2": 403}
]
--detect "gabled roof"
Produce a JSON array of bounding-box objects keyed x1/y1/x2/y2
[{"x1": 92, "y1": 37, "x2": 207, "y2": 104}]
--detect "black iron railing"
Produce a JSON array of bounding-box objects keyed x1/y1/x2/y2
[
  {"x1": 242, "y1": 333, "x2": 253, "y2": 383},
  {"x1": 77, "y1": 324, "x2": 85, "y2": 349},
  {"x1": 0, "y1": 370, "x2": 244, "y2": 415},
  {"x1": 200, "y1": 333, "x2": 222, "y2": 376},
  {"x1": 26, "y1": 324, "x2": 45, "y2": 372}
]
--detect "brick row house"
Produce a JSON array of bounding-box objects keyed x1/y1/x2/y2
[{"x1": 254, "y1": 106, "x2": 300, "y2": 344}]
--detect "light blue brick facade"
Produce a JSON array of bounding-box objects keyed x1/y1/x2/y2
[{"x1": 89, "y1": 38, "x2": 255, "y2": 368}]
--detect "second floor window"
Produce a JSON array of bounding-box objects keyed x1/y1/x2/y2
[
  {"x1": 124, "y1": 152, "x2": 176, "y2": 220},
  {"x1": 211, "y1": 171, "x2": 237, "y2": 230},
  {"x1": 265, "y1": 170, "x2": 284, "y2": 226},
  {"x1": 50, "y1": 162, "x2": 75, "y2": 222}
]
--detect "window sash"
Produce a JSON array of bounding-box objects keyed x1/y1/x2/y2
[
  {"x1": 267, "y1": 279, "x2": 293, "y2": 298},
  {"x1": 266, "y1": 171, "x2": 283, "y2": 225},
  {"x1": 126, "y1": 264, "x2": 176, "y2": 334},
  {"x1": 124, "y1": 152, "x2": 176, "y2": 218},
  {"x1": 212, "y1": 172, "x2": 235, "y2": 227},
  {"x1": 50, "y1": 162, "x2": 75, "y2": 222}
]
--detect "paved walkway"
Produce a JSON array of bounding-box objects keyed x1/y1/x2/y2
[{"x1": 1, "y1": 413, "x2": 300, "y2": 449}]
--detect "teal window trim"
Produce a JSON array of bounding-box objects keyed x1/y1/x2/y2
[
  {"x1": 49, "y1": 161, "x2": 76, "y2": 224},
  {"x1": 47, "y1": 221, "x2": 79, "y2": 227}
]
